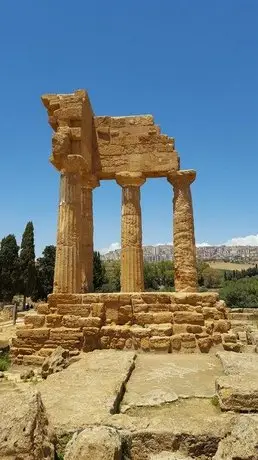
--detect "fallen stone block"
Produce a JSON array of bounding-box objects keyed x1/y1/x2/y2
[
  {"x1": 213, "y1": 415, "x2": 258, "y2": 459},
  {"x1": 41, "y1": 345, "x2": 70, "y2": 379},
  {"x1": 216, "y1": 374, "x2": 258, "y2": 411},
  {"x1": 216, "y1": 351, "x2": 258, "y2": 375},
  {"x1": 0, "y1": 388, "x2": 54, "y2": 459},
  {"x1": 64, "y1": 426, "x2": 122, "y2": 460}
]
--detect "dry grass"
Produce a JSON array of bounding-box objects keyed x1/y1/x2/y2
[{"x1": 208, "y1": 261, "x2": 256, "y2": 271}]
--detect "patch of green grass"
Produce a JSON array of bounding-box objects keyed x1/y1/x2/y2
[
  {"x1": 0, "y1": 353, "x2": 11, "y2": 372},
  {"x1": 55, "y1": 454, "x2": 64, "y2": 460}
]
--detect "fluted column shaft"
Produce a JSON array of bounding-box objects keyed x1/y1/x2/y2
[
  {"x1": 80, "y1": 176, "x2": 99, "y2": 292},
  {"x1": 168, "y1": 170, "x2": 198, "y2": 292},
  {"x1": 116, "y1": 173, "x2": 145, "y2": 292},
  {"x1": 54, "y1": 171, "x2": 81, "y2": 293}
]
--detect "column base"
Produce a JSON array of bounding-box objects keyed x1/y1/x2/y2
[{"x1": 10, "y1": 292, "x2": 244, "y2": 363}]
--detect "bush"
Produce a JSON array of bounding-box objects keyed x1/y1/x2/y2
[
  {"x1": 220, "y1": 277, "x2": 258, "y2": 308},
  {"x1": 0, "y1": 352, "x2": 11, "y2": 371}
]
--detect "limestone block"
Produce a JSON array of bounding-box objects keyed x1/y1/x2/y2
[
  {"x1": 148, "y1": 303, "x2": 170, "y2": 312},
  {"x1": 48, "y1": 294, "x2": 83, "y2": 309},
  {"x1": 118, "y1": 305, "x2": 133, "y2": 324},
  {"x1": 133, "y1": 303, "x2": 149, "y2": 313},
  {"x1": 149, "y1": 324, "x2": 173, "y2": 337},
  {"x1": 214, "y1": 320, "x2": 231, "y2": 333},
  {"x1": 141, "y1": 337, "x2": 150, "y2": 351},
  {"x1": 213, "y1": 416, "x2": 258, "y2": 460},
  {"x1": 203, "y1": 307, "x2": 224, "y2": 320},
  {"x1": 83, "y1": 327, "x2": 100, "y2": 337},
  {"x1": 64, "y1": 426, "x2": 122, "y2": 460},
  {"x1": 134, "y1": 312, "x2": 154, "y2": 326},
  {"x1": 101, "y1": 325, "x2": 130, "y2": 339},
  {"x1": 173, "y1": 312, "x2": 204, "y2": 325},
  {"x1": 24, "y1": 314, "x2": 46, "y2": 328},
  {"x1": 46, "y1": 314, "x2": 63, "y2": 328},
  {"x1": 171, "y1": 335, "x2": 182, "y2": 351},
  {"x1": 223, "y1": 333, "x2": 237, "y2": 343},
  {"x1": 100, "y1": 336, "x2": 110, "y2": 349},
  {"x1": 0, "y1": 389, "x2": 54, "y2": 459},
  {"x1": 37, "y1": 303, "x2": 50, "y2": 314},
  {"x1": 222, "y1": 342, "x2": 242, "y2": 352},
  {"x1": 198, "y1": 337, "x2": 212, "y2": 353},
  {"x1": 186, "y1": 325, "x2": 203, "y2": 334},
  {"x1": 92, "y1": 303, "x2": 105, "y2": 318},
  {"x1": 130, "y1": 326, "x2": 151, "y2": 338},
  {"x1": 23, "y1": 355, "x2": 45, "y2": 366},
  {"x1": 216, "y1": 374, "x2": 258, "y2": 411},
  {"x1": 150, "y1": 336, "x2": 171, "y2": 352},
  {"x1": 125, "y1": 338, "x2": 133, "y2": 349},
  {"x1": 16, "y1": 327, "x2": 50, "y2": 340},
  {"x1": 110, "y1": 338, "x2": 126, "y2": 350},
  {"x1": 50, "y1": 328, "x2": 83, "y2": 341},
  {"x1": 173, "y1": 324, "x2": 188, "y2": 334},
  {"x1": 105, "y1": 303, "x2": 120, "y2": 323},
  {"x1": 180, "y1": 333, "x2": 196, "y2": 348},
  {"x1": 152, "y1": 312, "x2": 173, "y2": 324},
  {"x1": 38, "y1": 348, "x2": 56, "y2": 357},
  {"x1": 57, "y1": 303, "x2": 91, "y2": 317}
]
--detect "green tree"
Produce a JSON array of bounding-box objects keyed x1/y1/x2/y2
[
  {"x1": 202, "y1": 267, "x2": 223, "y2": 289},
  {"x1": 0, "y1": 235, "x2": 19, "y2": 302},
  {"x1": 19, "y1": 222, "x2": 36, "y2": 308},
  {"x1": 33, "y1": 245, "x2": 56, "y2": 301},
  {"x1": 220, "y1": 277, "x2": 258, "y2": 308},
  {"x1": 93, "y1": 251, "x2": 107, "y2": 291}
]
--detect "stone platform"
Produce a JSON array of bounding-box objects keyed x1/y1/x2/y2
[{"x1": 11, "y1": 292, "x2": 241, "y2": 365}]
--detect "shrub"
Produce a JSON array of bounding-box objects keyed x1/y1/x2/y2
[
  {"x1": 0, "y1": 352, "x2": 11, "y2": 371},
  {"x1": 220, "y1": 277, "x2": 258, "y2": 308}
]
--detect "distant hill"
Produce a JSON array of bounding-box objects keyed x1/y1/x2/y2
[{"x1": 101, "y1": 245, "x2": 258, "y2": 263}]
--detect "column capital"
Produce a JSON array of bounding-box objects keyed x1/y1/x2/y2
[
  {"x1": 167, "y1": 169, "x2": 196, "y2": 186},
  {"x1": 116, "y1": 172, "x2": 146, "y2": 187}
]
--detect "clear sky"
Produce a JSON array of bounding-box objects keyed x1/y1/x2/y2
[{"x1": 0, "y1": 0, "x2": 257, "y2": 255}]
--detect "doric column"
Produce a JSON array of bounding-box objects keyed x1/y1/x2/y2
[
  {"x1": 116, "y1": 172, "x2": 145, "y2": 292},
  {"x1": 54, "y1": 170, "x2": 81, "y2": 293},
  {"x1": 167, "y1": 170, "x2": 198, "y2": 292},
  {"x1": 80, "y1": 174, "x2": 99, "y2": 293}
]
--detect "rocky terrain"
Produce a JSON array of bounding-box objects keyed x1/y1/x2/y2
[{"x1": 1, "y1": 308, "x2": 258, "y2": 459}]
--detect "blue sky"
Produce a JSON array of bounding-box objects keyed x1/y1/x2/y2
[{"x1": 0, "y1": 0, "x2": 257, "y2": 255}]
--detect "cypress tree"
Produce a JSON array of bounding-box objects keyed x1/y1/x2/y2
[
  {"x1": 19, "y1": 221, "x2": 36, "y2": 308},
  {"x1": 0, "y1": 235, "x2": 19, "y2": 302},
  {"x1": 33, "y1": 245, "x2": 56, "y2": 301},
  {"x1": 93, "y1": 251, "x2": 106, "y2": 291}
]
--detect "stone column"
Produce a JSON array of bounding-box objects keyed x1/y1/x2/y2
[
  {"x1": 54, "y1": 171, "x2": 81, "y2": 293},
  {"x1": 116, "y1": 172, "x2": 145, "y2": 292},
  {"x1": 168, "y1": 170, "x2": 198, "y2": 292},
  {"x1": 80, "y1": 175, "x2": 99, "y2": 292}
]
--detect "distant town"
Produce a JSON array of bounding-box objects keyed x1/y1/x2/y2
[{"x1": 101, "y1": 245, "x2": 258, "y2": 263}]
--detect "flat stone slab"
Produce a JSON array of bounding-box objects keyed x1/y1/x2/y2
[
  {"x1": 216, "y1": 374, "x2": 258, "y2": 411},
  {"x1": 37, "y1": 350, "x2": 135, "y2": 432},
  {"x1": 216, "y1": 351, "x2": 258, "y2": 375},
  {"x1": 121, "y1": 354, "x2": 223, "y2": 411}
]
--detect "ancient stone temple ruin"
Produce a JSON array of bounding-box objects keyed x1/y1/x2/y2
[{"x1": 11, "y1": 90, "x2": 239, "y2": 364}]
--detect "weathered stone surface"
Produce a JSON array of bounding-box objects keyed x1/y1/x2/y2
[
  {"x1": 216, "y1": 374, "x2": 258, "y2": 411},
  {"x1": 41, "y1": 346, "x2": 70, "y2": 379},
  {"x1": 0, "y1": 389, "x2": 54, "y2": 459},
  {"x1": 37, "y1": 350, "x2": 136, "y2": 431},
  {"x1": 150, "y1": 453, "x2": 194, "y2": 460},
  {"x1": 213, "y1": 415, "x2": 258, "y2": 459},
  {"x1": 216, "y1": 351, "x2": 258, "y2": 375},
  {"x1": 64, "y1": 426, "x2": 122, "y2": 460},
  {"x1": 173, "y1": 312, "x2": 204, "y2": 325},
  {"x1": 121, "y1": 354, "x2": 223, "y2": 414},
  {"x1": 168, "y1": 170, "x2": 198, "y2": 292}
]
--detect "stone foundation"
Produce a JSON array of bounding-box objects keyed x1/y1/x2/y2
[{"x1": 11, "y1": 292, "x2": 240, "y2": 364}]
